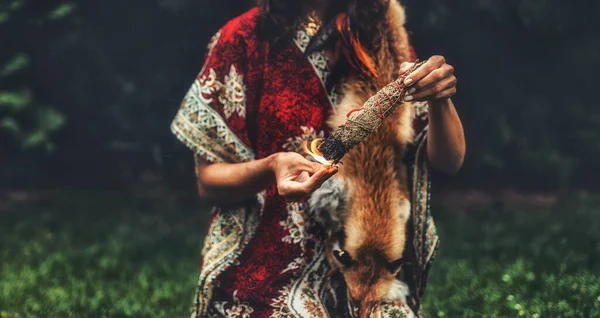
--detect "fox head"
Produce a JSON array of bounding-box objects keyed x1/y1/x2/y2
[{"x1": 309, "y1": 175, "x2": 411, "y2": 317}]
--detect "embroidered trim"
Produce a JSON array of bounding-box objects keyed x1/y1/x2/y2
[
  {"x1": 212, "y1": 290, "x2": 255, "y2": 318},
  {"x1": 279, "y1": 247, "x2": 331, "y2": 318},
  {"x1": 377, "y1": 302, "x2": 417, "y2": 318},
  {"x1": 413, "y1": 125, "x2": 428, "y2": 145},
  {"x1": 207, "y1": 30, "x2": 221, "y2": 52},
  {"x1": 293, "y1": 19, "x2": 340, "y2": 110},
  {"x1": 194, "y1": 192, "x2": 266, "y2": 317},
  {"x1": 171, "y1": 78, "x2": 254, "y2": 163},
  {"x1": 280, "y1": 202, "x2": 313, "y2": 248}
]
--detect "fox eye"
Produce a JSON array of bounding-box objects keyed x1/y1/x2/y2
[
  {"x1": 333, "y1": 249, "x2": 353, "y2": 267},
  {"x1": 388, "y1": 258, "x2": 411, "y2": 275}
]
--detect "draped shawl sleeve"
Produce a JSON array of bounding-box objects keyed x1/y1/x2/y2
[{"x1": 170, "y1": 24, "x2": 255, "y2": 164}]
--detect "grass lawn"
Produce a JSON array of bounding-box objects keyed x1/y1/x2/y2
[{"x1": 1, "y1": 190, "x2": 599, "y2": 317}]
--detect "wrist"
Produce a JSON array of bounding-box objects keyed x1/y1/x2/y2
[
  {"x1": 429, "y1": 98, "x2": 450, "y2": 109},
  {"x1": 266, "y1": 152, "x2": 280, "y2": 174}
]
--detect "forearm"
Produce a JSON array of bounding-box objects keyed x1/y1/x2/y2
[
  {"x1": 195, "y1": 153, "x2": 277, "y2": 204},
  {"x1": 426, "y1": 98, "x2": 466, "y2": 174}
]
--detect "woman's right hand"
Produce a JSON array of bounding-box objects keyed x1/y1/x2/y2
[{"x1": 270, "y1": 152, "x2": 338, "y2": 202}]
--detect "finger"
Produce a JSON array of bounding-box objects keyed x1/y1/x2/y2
[
  {"x1": 301, "y1": 161, "x2": 324, "y2": 174},
  {"x1": 280, "y1": 166, "x2": 338, "y2": 201},
  {"x1": 433, "y1": 87, "x2": 457, "y2": 100},
  {"x1": 309, "y1": 167, "x2": 338, "y2": 189},
  {"x1": 403, "y1": 55, "x2": 446, "y2": 87},
  {"x1": 407, "y1": 75, "x2": 456, "y2": 102},
  {"x1": 398, "y1": 62, "x2": 414, "y2": 75},
  {"x1": 409, "y1": 64, "x2": 454, "y2": 91},
  {"x1": 292, "y1": 168, "x2": 328, "y2": 194}
]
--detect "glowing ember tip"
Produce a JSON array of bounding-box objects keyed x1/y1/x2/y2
[{"x1": 302, "y1": 138, "x2": 335, "y2": 166}]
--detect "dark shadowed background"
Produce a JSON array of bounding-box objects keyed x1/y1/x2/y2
[{"x1": 1, "y1": 0, "x2": 599, "y2": 317}]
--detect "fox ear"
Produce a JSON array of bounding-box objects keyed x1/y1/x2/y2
[
  {"x1": 388, "y1": 258, "x2": 411, "y2": 276},
  {"x1": 333, "y1": 249, "x2": 353, "y2": 267}
]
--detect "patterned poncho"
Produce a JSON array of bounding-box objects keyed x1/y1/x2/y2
[{"x1": 170, "y1": 7, "x2": 439, "y2": 318}]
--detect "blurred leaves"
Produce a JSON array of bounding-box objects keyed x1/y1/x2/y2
[
  {"x1": 0, "y1": 1, "x2": 70, "y2": 154},
  {"x1": 0, "y1": 54, "x2": 29, "y2": 78},
  {"x1": 48, "y1": 3, "x2": 74, "y2": 21}
]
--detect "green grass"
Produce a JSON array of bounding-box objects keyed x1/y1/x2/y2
[
  {"x1": 1, "y1": 190, "x2": 599, "y2": 317},
  {"x1": 0, "y1": 190, "x2": 210, "y2": 318},
  {"x1": 424, "y1": 197, "x2": 600, "y2": 317}
]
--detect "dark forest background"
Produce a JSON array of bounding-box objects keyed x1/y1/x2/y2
[
  {"x1": 2, "y1": 1, "x2": 600, "y2": 317},
  {"x1": 2, "y1": 0, "x2": 599, "y2": 193}
]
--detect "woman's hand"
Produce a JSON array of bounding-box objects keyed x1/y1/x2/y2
[
  {"x1": 399, "y1": 55, "x2": 457, "y2": 103},
  {"x1": 271, "y1": 152, "x2": 338, "y2": 202},
  {"x1": 397, "y1": 56, "x2": 466, "y2": 175}
]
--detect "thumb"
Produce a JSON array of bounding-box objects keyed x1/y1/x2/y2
[
  {"x1": 307, "y1": 166, "x2": 337, "y2": 190},
  {"x1": 305, "y1": 168, "x2": 328, "y2": 189}
]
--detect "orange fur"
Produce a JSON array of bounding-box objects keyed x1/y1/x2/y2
[
  {"x1": 335, "y1": 13, "x2": 379, "y2": 79},
  {"x1": 322, "y1": 2, "x2": 418, "y2": 317}
]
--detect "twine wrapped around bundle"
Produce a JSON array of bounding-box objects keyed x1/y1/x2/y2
[{"x1": 319, "y1": 61, "x2": 426, "y2": 164}]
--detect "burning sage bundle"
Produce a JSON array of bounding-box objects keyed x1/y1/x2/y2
[{"x1": 315, "y1": 61, "x2": 426, "y2": 164}]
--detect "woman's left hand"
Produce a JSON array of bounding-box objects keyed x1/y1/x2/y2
[{"x1": 399, "y1": 55, "x2": 457, "y2": 103}]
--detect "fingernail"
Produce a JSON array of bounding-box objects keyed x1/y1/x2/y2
[
  {"x1": 404, "y1": 95, "x2": 414, "y2": 101},
  {"x1": 408, "y1": 87, "x2": 416, "y2": 94},
  {"x1": 404, "y1": 78, "x2": 413, "y2": 86}
]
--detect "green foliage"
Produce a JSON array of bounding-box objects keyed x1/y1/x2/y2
[
  {"x1": 47, "y1": 3, "x2": 74, "y2": 21},
  {"x1": 0, "y1": 1, "x2": 72, "y2": 153},
  {"x1": 1, "y1": 192, "x2": 599, "y2": 317}
]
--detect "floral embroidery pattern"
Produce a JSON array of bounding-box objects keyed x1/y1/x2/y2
[
  {"x1": 285, "y1": 248, "x2": 331, "y2": 318},
  {"x1": 280, "y1": 202, "x2": 312, "y2": 246},
  {"x1": 293, "y1": 17, "x2": 340, "y2": 110},
  {"x1": 270, "y1": 251, "x2": 331, "y2": 318},
  {"x1": 378, "y1": 301, "x2": 416, "y2": 318},
  {"x1": 212, "y1": 291, "x2": 256, "y2": 318},
  {"x1": 226, "y1": 291, "x2": 256, "y2": 318},
  {"x1": 281, "y1": 257, "x2": 305, "y2": 274},
  {"x1": 193, "y1": 194, "x2": 265, "y2": 317},
  {"x1": 196, "y1": 69, "x2": 221, "y2": 105},
  {"x1": 282, "y1": 125, "x2": 325, "y2": 154},
  {"x1": 171, "y1": 77, "x2": 254, "y2": 163},
  {"x1": 270, "y1": 286, "x2": 296, "y2": 318},
  {"x1": 219, "y1": 65, "x2": 247, "y2": 119}
]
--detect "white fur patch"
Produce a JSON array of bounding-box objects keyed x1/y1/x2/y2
[
  {"x1": 383, "y1": 279, "x2": 410, "y2": 304},
  {"x1": 396, "y1": 199, "x2": 411, "y2": 221},
  {"x1": 327, "y1": 90, "x2": 362, "y2": 130},
  {"x1": 308, "y1": 177, "x2": 347, "y2": 233},
  {"x1": 385, "y1": 198, "x2": 411, "y2": 260},
  {"x1": 344, "y1": 210, "x2": 365, "y2": 255},
  {"x1": 389, "y1": 0, "x2": 407, "y2": 27}
]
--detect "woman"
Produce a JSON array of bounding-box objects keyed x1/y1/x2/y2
[{"x1": 170, "y1": 0, "x2": 465, "y2": 317}]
